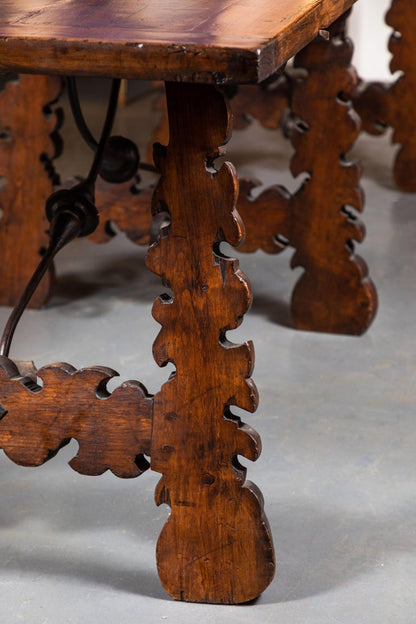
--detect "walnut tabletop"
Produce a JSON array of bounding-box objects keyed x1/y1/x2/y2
[{"x1": 0, "y1": 0, "x2": 355, "y2": 83}]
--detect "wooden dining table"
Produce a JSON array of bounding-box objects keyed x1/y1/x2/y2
[{"x1": 0, "y1": 0, "x2": 373, "y2": 605}]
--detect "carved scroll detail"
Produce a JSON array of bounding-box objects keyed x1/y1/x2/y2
[
  {"x1": 286, "y1": 17, "x2": 377, "y2": 334},
  {"x1": 0, "y1": 357, "x2": 152, "y2": 478},
  {"x1": 146, "y1": 82, "x2": 275, "y2": 604},
  {"x1": 0, "y1": 74, "x2": 62, "y2": 308},
  {"x1": 354, "y1": 0, "x2": 416, "y2": 192}
]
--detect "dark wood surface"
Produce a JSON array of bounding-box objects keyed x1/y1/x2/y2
[
  {"x1": 236, "y1": 16, "x2": 378, "y2": 334},
  {"x1": 287, "y1": 21, "x2": 377, "y2": 334},
  {"x1": 0, "y1": 0, "x2": 356, "y2": 83}
]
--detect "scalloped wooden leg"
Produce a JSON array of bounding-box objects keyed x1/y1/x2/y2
[
  {"x1": 0, "y1": 74, "x2": 62, "y2": 308},
  {"x1": 287, "y1": 15, "x2": 377, "y2": 335},
  {"x1": 354, "y1": 0, "x2": 416, "y2": 192},
  {"x1": 146, "y1": 82, "x2": 275, "y2": 604},
  {"x1": 386, "y1": 0, "x2": 416, "y2": 192}
]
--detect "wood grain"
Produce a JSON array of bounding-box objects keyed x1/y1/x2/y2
[
  {"x1": 0, "y1": 357, "x2": 153, "y2": 478},
  {"x1": 146, "y1": 82, "x2": 274, "y2": 603},
  {"x1": 0, "y1": 0, "x2": 356, "y2": 83},
  {"x1": 0, "y1": 74, "x2": 61, "y2": 308}
]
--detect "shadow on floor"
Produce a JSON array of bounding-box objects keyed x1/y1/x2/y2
[{"x1": 1, "y1": 456, "x2": 414, "y2": 605}]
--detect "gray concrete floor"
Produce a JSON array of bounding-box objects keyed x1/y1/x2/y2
[{"x1": 0, "y1": 83, "x2": 415, "y2": 623}]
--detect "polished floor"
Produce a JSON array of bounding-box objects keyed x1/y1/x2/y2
[{"x1": 0, "y1": 83, "x2": 415, "y2": 623}]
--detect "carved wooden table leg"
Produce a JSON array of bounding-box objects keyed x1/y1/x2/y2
[
  {"x1": 0, "y1": 74, "x2": 61, "y2": 307},
  {"x1": 288, "y1": 16, "x2": 377, "y2": 334},
  {"x1": 237, "y1": 16, "x2": 377, "y2": 335},
  {"x1": 146, "y1": 81, "x2": 275, "y2": 604},
  {"x1": 382, "y1": 0, "x2": 416, "y2": 192},
  {"x1": 354, "y1": 0, "x2": 416, "y2": 192}
]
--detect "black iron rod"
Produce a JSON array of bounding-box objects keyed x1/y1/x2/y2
[
  {"x1": 86, "y1": 79, "x2": 121, "y2": 183},
  {"x1": 67, "y1": 76, "x2": 98, "y2": 151}
]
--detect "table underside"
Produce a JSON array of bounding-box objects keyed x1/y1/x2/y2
[{"x1": 0, "y1": 0, "x2": 355, "y2": 83}]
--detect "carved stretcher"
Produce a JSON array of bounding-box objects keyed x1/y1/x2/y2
[{"x1": 0, "y1": 0, "x2": 372, "y2": 604}]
